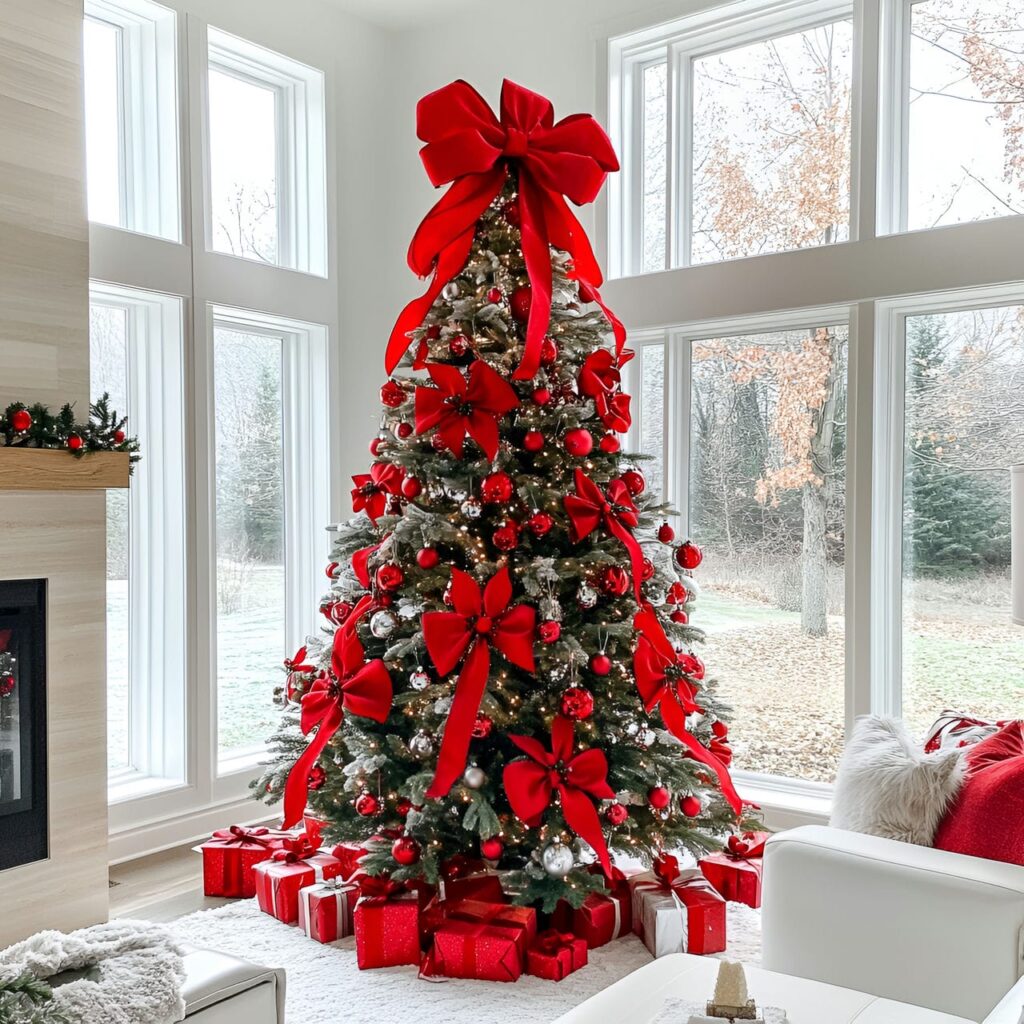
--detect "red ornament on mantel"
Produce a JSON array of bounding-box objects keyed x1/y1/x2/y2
[
  {"x1": 66, "y1": 434, "x2": 83, "y2": 451},
  {"x1": 10, "y1": 409, "x2": 32, "y2": 432}
]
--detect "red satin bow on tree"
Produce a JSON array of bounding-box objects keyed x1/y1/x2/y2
[
  {"x1": 631, "y1": 606, "x2": 743, "y2": 815},
  {"x1": 351, "y1": 464, "x2": 404, "y2": 524},
  {"x1": 352, "y1": 537, "x2": 389, "y2": 589},
  {"x1": 503, "y1": 714, "x2": 615, "y2": 875},
  {"x1": 422, "y1": 566, "x2": 536, "y2": 798},
  {"x1": 386, "y1": 78, "x2": 625, "y2": 381},
  {"x1": 564, "y1": 469, "x2": 644, "y2": 601},
  {"x1": 414, "y1": 361, "x2": 519, "y2": 460},
  {"x1": 578, "y1": 348, "x2": 633, "y2": 433},
  {"x1": 282, "y1": 630, "x2": 393, "y2": 827},
  {"x1": 284, "y1": 647, "x2": 315, "y2": 674}
]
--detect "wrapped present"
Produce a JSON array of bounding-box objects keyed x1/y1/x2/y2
[
  {"x1": 551, "y1": 865, "x2": 633, "y2": 948},
  {"x1": 297, "y1": 877, "x2": 358, "y2": 943},
  {"x1": 438, "y1": 869, "x2": 505, "y2": 904},
  {"x1": 193, "y1": 825, "x2": 293, "y2": 898},
  {"x1": 699, "y1": 831, "x2": 769, "y2": 910},
  {"x1": 435, "y1": 898, "x2": 536, "y2": 948},
  {"x1": 526, "y1": 929, "x2": 588, "y2": 981},
  {"x1": 629, "y1": 854, "x2": 726, "y2": 957},
  {"x1": 253, "y1": 845, "x2": 345, "y2": 925},
  {"x1": 353, "y1": 877, "x2": 422, "y2": 969},
  {"x1": 330, "y1": 841, "x2": 369, "y2": 882},
  {"x1": 427, "y1": 918, "x2": 525, "y2": 982}
]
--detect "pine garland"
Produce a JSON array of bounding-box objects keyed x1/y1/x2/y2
[{"x1": 0, "y1": 973, "x2": 72, "y2": 1024}]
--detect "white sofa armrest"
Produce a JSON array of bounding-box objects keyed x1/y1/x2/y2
[
  {"x1": 761, "y1": 826, "x2": 1024, "y2": 1023},
  {"x1": 983, "y1": 975, "x2": 1024, "y2": 1024}
]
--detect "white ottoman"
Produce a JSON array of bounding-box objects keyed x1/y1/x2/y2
[
  {"x1": 181, "y1": 947, "x2": 285, "y2": 1022},
  {"x1": 553, "y1": 954, "x2": 976, "y2": 1024}
]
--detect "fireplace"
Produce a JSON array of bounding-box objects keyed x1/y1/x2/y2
[{"x1": 0, "y1": 579, "x2": 48, "y2": 871}]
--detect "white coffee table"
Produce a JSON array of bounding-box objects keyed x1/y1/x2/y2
[{"x1": 553, "y1": 954, "x2": 977, "y2": 1024}]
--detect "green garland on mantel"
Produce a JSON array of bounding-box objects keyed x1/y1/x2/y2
[{"x1": 0, "y1": 394, "x2": 140, "y2": 471}]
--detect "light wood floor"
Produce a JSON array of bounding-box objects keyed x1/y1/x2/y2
[{"x1": 109, "y1": 844, "x2": 232, "y2": 923}]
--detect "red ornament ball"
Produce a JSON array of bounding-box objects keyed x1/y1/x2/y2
[
  {"x1": 606, "y1": 802, "x2": 629, "y2": 826},
  {"x1": 481, "y1": 471, "x2": 514, "y2": 503},
  {"x1": 647, "y1": 785, "x2": 671, "y2": 810},
  {"x1": 392, "y1": 835, "x2": 421, "y2": 866},
  {"x1": 538, "y1": 620, "x2": 561, "y2": 643},
  {"x1": 10, "y1": 409, "x2": 32, "y2": 433},
  {"x1": 330, "y1": 602, "x2": 353, "y2": 625},
  {"x1": 395, "y1": 421, "x2": 413, "y2": 439},
  {"x1": 401, "y1": 475, "x2": 423, "y2": 498},
  {"x1": 502, "y1": 199, "x2": 520, "y2": 226},
  {"x1": 711, "y1": 720, "x2": 729, "y2": 739},
  {"x1": 395, "y1": 797, "x2": 413, "y2": 816},
  {"x1": 486, "y1": 287, "x2": 503, "y2": 304},
  {"x1": 599, "y1": 433, "x2": 620, "y2": 453},
  {"x1": 355, "y1": 792, "x2": 380, "y2": 816},
  {"x1": 449, "y1": 334, "x2": 470, "y2": 358},
  {"x1": 564, "y1": 428, "x2": 593, "y2": 457},
  {"x1": 532, "y1": 387, "x2": 551, "y2": 406},
  {"x1": 113, "y1": 429, "x2": 126, "y2": 444},
  {"x1": 480, "y1": 836, "x2": 504, "y2": 861},
  {"x1": 620, "y1": 469, "x2": 645, "y2": 496},
  {"x1": 658, "y1": 522, "x2": 676, "y2": 543},
  {"x1": 676, "y1": 540, "x2": 704, "y2": 570},
  {"x1": 680, "y1": 795, "x2": 702, "y2": 817},
  {"x1": 0, "y1": 675, "x2": 15, "y2": 697},
  {"x1": 599, "y1": 566, "x2": 630, "y2": 596},
  {"x1": 67, "y1": 434, "x2": 83, "y2": 451},
  {"x1": 523, "y1": 430, "x2": 544, "y2": 452},
  {"x1": 509, "y1": 285, "x2": 532, "y2": 323},
  {"x1": 370, "y1": 436, "x2": 388, "y2": 456},
  {"x1": 526, "y1": 510, "x2": 553, "y2": 536},
  {"x1": 472, "y1": 713, "x2": 494, "y2": 739},
  {"x1": 590, "y1": 652, "x2": 612, "y2": 676},
  {"x1": 417, "y1": 546, "x2": 440, "y2": 569},
  {"x1": 667, "y1": 582, "x2": 688, "y2": 605},
  {"x1": 641, "y1": 557, "x2": 656, "y2": 582},
  {"x1": 380, "y1": 380, "x2": 405, "y2": 408},
  {"x1": 492, "y1": 522, "x2": 519, "y2": 551},
  {"x1": 307, "y1": 764, "x2": 327, "y2": 791},
  {"x1": 539, "y1": 336, "x2": 558, "y2": 365},
  {"x1": 431, "y1": 433, "x2": 448, "y2": 452},
  {"x1": 559, "y1": 686, "x2": 594, "y2": 721},
  {"x1": 375, "y1": 563, "x2": 404, "y2": 591},
  {"x1": 670, "y1": 610, "x2": 689, "y2": 624}
]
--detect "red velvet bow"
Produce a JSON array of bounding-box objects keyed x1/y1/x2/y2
[
  {"x1": 578, "y1": 348, "x2": 634, "y2": 433},
  {"x1": 726, "y1": 831, "x2": 769, "y2": 860},
  {"x1": 211, "y1": 825, "x2": 282, "y2": 849},
  {"x1": 503, "y1": 714, "x2": 615, "y2": 875},
  {"x1": 653, "y1": 852, "x2": 684, "y2": 888},
  {"x1": 596, "y1": 391, "x2": 632, "y2": 433},
  {"x1": 535, "y1": 929, "x2": 580, "y2": 956},
  {"x1": 282, "y1": 630, "x2": 393, "y2": 827},
  {"x1": 564, "y1": 469, "x2": 644, "y2": 601},
  {"x1": 422, "y1": 566, "x2": 535, "y2": 798},
  {"x1": 284, "y1": 647, "x2": 315, "y2": 674},
  {"x1": 271, "y1": 821, "x2": 323, "y2": 861},
  {"x1": 351, "y1": 463, "x2": 404, "y2": 524},
  {"x1": 356, "y1": 875, "x2": 407, "y2": 902},
  {"x1": 352, "y1": 537, "x2": 389, "y2": 589},
  {"x1": 632, "y1": 606, "x2": 742, "y2": 815},
  {"x1": 414, "y1": 361, "x2": 519, "y2": 460},
  {"x1": 386, "y1": 79, "x2": 625, "y2": 381}
]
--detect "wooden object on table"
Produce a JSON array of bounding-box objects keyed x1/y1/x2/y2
[{"x1": 0, "y1": 449, "x2": 130, "y2": 490}]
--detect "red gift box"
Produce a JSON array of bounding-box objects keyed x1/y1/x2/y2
[
  {"x1": 526, "y1": 929, "x2": 588, "y2": 981},
  {"x1": 194, "y1": 825, "x2": 293, "y2": 898},
  {"x1": 428, "y1": 918, "x2": 525, "y2": 982},
  {"x1": 551, "y1": 889, "x2": 630, "y2": 949},
  {"x1": 438, "y1": 870, "x2": 505, "y2": 904},
  {"x1": 699, "y1": 851, "x2": 764, "y2": 909},
  {"x1": 297, "y1": 878, "x2": 358, "y2": 943},
  {"x1": 253, "y1": 849, "x2": 345, "y2": 924},
  {"x1": 353, "y1": 878, "x2": 422, "y2": 969},
  {"x1": 435, "y1": 898, "x2": 536, "y2": 946},
  {"x1": 330, "y1": 841, "x2": 369, "y2": 882}
]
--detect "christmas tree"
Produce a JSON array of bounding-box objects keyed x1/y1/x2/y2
[{"x1": 257, "y1": 79, "x2": 744, "y2": 910}]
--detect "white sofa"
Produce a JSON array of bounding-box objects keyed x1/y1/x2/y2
[
  {"x1": 761, "y1": 826, "x2": 1024, "y2": 1022},
  {"x1": 180, "y1": 947, "x2": 285, "y2": 1022}
]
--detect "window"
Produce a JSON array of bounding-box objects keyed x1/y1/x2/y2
[
  {"x1": 206, "y1": 29, "x2": 327, "y2": 275},
  {"x1": 89, "y1": 283, "x2": 187, "y2": 795},
  {"x1": 83, "y1": 0, "x2": 179, "y2": 239}
]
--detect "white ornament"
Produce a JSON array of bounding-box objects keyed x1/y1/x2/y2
[
  {"x1": 541, "y1": 839, "x2": 574, "y2": 877},
  {"x1": 460, "y1": 497, "x2": 482, "y2": 519},
  {"x1": 463, "y1": 765, "x2": 486, "y2": 789},
  {"x1": 640, "y1": 728, "x2": 657, "y2": 747},
  {"x1": 369, "y1": 609, "x2": 398, "y2": 638},
  {"x1": 409, "y1": 667, "x2": 431, "y2": 691},
  {"x1": 442, "y1": 281, "x2": 461, "y2": 301},
  {"x1": 577, "y1": 583, "x2": 598, "y2": 609}
]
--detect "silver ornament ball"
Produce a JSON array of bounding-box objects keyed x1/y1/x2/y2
[
  {"x1": 577, "y1": 583, "x2": 598, "y2": 609},
  {"x1": 442, "y1": 281, "x2": 461, "y2": 301},
  {"x1": 409, "y1": 730, "x2": 434, "y2": 758},
  {"x1": 541, "y1": 839, "x2": 575, "y2": 878},
  {"x1": 463, "y1": 765, "x2": 486, "y2": 789},
  {"x1": 369, "y1": 609, "x2": 398, "y2": 639},
  {"x1": 460, "y1": 497, "x2": 483, "y2": 519},
  {"x1": 409, "y1": 667, "x2": 431, "y2": 691}
]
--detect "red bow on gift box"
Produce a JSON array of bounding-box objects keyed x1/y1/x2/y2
[
  {"x1": 385, "y1": 78, "x2": 625, "y2": 381},
  {"x1": 422, "y1": 567, "x2": 535, "y2": 798},
  {"x1": 726, "y1": 831, "x2": 769, "y2": 860},
  {"x1": 503, "y1": 714, "x2": 615, "y2": 875},
  {"x1": 414, "y1": 361, "x2": 520, "y2": 461},
  {"x1": 351, "y1": 463, "x2": 404, "y2": 524},
  {"x1": 564, "y1": 469, "x2": 644, "y2": 601},
  {"x1": 356, "y1": 875, "x2": 408, "y2": 903},
  {"x1": 534, "y1": 929, "x2": 579, "y2": 956},
  {"x1": 210, "y1": 825, "x2": 287, "y2": 849},
  {"x1": 271, "y1": 822, "x2": 323, "y2": 863},
  {"x1": 282, "y1": 630, "x2": 392, "y2": 827}
]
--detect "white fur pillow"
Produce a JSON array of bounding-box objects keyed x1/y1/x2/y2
[{"x1": 830, "y1": 715, "x2": 965, "y2": 846}]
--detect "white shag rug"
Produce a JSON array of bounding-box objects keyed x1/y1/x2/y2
[{"x1": 169, "y1": 899, "x2": 761, "y2": 1024}]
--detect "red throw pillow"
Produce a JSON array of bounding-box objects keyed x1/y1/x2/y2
[{"x1": 933, "y1": 721, "x2": 1024, "y2": 866}]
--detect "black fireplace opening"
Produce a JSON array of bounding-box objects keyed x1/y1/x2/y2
[{"x1": 0, "y1": 579, "x2": 48, "y2": 871}]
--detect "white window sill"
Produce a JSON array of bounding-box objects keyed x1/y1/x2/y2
[
  {"x1": 108, "y1": 770, "x2": 187, "y2": 805},
  {"x1": 734, "y1": 770, "x2": 833, "y2": 828}
]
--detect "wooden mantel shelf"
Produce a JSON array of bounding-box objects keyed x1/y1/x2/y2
[{"x1": 0, "y1": 448, "x2": 130, "y2": 491}]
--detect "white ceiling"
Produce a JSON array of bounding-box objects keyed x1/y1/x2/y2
[{"x1": 322, "y1": 0, "x2": 484, "y2": 30}]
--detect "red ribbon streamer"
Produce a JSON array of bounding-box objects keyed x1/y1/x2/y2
[
  {"x1": 503, "y1": 714, "x2": 615, "y2": 875},
  {"x1": 386, "y1": 79, "x2": 625, "y2": 380},
  {"x1": 422, "y1": 567, "x2": 535, "y2": 798}
]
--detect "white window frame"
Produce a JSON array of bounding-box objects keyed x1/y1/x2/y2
[
  {"x1": 204, "y1": 27, "x2": 328, "y2": 276},
  {"x1": 85, "y1": 0, "x2": 180, "y2": 241}
]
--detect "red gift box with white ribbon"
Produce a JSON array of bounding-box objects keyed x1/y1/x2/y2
[
  {"x1": 551, "y1": 865, "x2": 633, "y2": 948},
  {"x1": 297, "y1": 877, "x2": 359, "y2": 943},
  {"x1": 699, "y1": 831, "x2": 769, "y2": 910}
]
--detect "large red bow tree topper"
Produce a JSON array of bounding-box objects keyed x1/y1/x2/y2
[
  {"x1": 282, "y1": 629, "x2": 392, "y2": 827},
  {"x1": 414, "y1": 360, "x2": 519, "y2": 460},
  {"x1": 386, "y1": 78, "x2": 626, "y2": 380},
  {"x1": 503, "y1": 714, "x2": 616, "y2": 876},
  {"x1": 422, "y1": 566, "x2": 536, "y2": 798}
]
